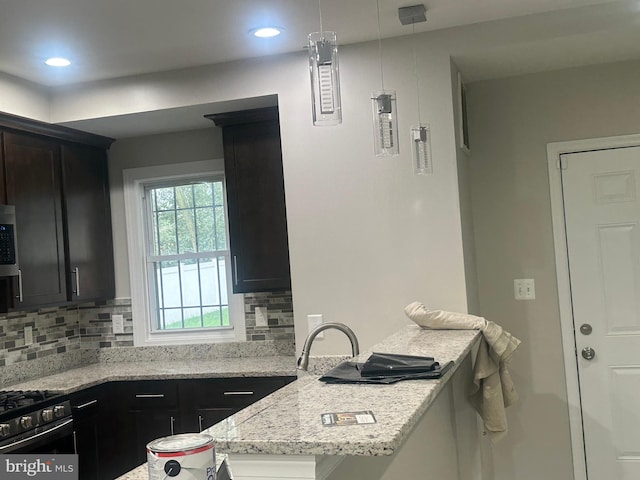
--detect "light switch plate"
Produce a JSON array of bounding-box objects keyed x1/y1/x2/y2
[
  {"x1": 514, "y1": 278, "x2": 536, "y2": 300},
  {"x1": 308, "y1": 314, "x2": 324, "y2": 338},
  {"x1": 255, "y1": 307, "x2": 268, "y2": 327},
  {"x1": 112, "y1": 314, "x2": 125, "y2": 334}
]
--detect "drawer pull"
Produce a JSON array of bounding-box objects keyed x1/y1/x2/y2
[
  {"x1": 223, "y1": 391, "x2": 254, "y2": 396},
  {"x1": 135, "y1": 394, "x2": 165, "y2": 399},
  {"x1": 73, "y1": 400, "x2": 98, "y2": 410}
]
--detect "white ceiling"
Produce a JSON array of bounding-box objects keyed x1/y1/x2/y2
[
  {"x1": 0, "y1": 0, "x2": 635, "y2": 87},
  {"x1": 4, "y1": 0, "x2": 640, "y2": 138}
]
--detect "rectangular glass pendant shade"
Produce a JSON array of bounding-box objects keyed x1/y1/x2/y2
[
  {"x1": 308, "y1": 31, "x2": 342, "y2": 126},
  {"x1": 372, "y1": 91, "x2": 399, "y2": 156},
  {"x1": 411, "y1": 124, "x2": 433, "y2": 175}
]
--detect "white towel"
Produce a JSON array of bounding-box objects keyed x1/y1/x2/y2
[{"x1": 404, "y1": 301, "x2": 521, "y2": 442}]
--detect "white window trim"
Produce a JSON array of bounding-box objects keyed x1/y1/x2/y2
[{"x1": 123, "y1": 159, "x2": 245, "y2": 346}]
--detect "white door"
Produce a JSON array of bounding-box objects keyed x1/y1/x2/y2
[{"x1": 562, "y1": 146, "x2": 640, "y2": 479}]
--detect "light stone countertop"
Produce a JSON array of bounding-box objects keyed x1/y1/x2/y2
[
  {"x1": 6, "y1": 356, "x2": 297, "y2": 393},
  {"x1": 116, "y1": 464, "x2": 147, "y2": 480},
  {"x1": 8, "y1": 325, "x2": 480, "y2": 479},
  {"x1": 203, "y1": 325, "x2": 481, "y2": 457}
]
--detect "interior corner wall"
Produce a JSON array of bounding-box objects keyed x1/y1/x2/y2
[
  {"x1": 450, "y1": 60, "x2": 480, "y2": 315},
  {"x1": 0, "y1": 72, "x2": 50, "y2": 121},
  {"x1": 48, "y1": 32, "x2": 468, "y2": 356},
  {"x1": 466, "y1": 58, "x2": 640, "y2": 480},
  {"x1": 283, "y1": 37, "x2": 468, "y2": 354},
  {"x1": 107, "y1": 128, "x2": 225, "y2": 298}
]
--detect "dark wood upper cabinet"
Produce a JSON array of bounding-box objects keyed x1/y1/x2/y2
[
  {"x1": 4, "y1": 132, "x2": 67, "y2": 307},
  {"x1": 61, "y1": 143, "x2": 115, "y2": 302},
  {"x1": 206, "y1": 107, "x2": 291, "y2": 293},
  {"x1": 0, "y1": 111, "x2": 115, "y2": 310}
]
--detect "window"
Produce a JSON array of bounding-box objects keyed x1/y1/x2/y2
[
  {"x1": 145, "y1": 180, "x2": 230, "y2": 332},
  {"x1": 123, "y1": 160, "x2": 244, "y2": 346}
]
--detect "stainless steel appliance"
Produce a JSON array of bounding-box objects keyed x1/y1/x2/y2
[
  {"x1": 0, "y1": 390, "x2": 74, "y2": 453},
  {"x1": 0, "y1": 205, "x2": 19, "y2": 277}
]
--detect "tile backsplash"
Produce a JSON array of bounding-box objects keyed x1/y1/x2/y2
[
  {"x1": 0, "y1": 291, "x2": 295, "y2": 370},
  {"x1": 0, "y1": 306, "x2": 82, "y2": 367},
  {"x1": 79, "y1": 298, "x2": 134, "y2": 349},
  {"x1": 244, "y1": 291, "x2": 294, "y2": 341}
]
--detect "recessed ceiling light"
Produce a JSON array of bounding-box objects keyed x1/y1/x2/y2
[
  {"x1": 45, "y1": 57, "x2": 71, "y2": 67},
  {"x1": 252, "y1": 27, "x2": 282, "y2": 38}
]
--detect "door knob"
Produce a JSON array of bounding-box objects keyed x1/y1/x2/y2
[
  {"x1": 582, "y1": 347, "x2": 596, "y2": 360},
  {"x1": 580, "y1": 324, "x2": 592, "y2": 335}
]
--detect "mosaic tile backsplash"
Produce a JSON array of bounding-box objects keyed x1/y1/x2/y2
[
  {"x1": 244, "y1": 291, "x2": 294, "y2": 342},
  {"x1": 0, "y1": 291, "x2": 295, "y2": 372},
  {"x1": 0, "y1": 306, "x2": 82, "y2": 368}
]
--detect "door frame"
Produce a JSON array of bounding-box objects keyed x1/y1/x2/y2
[{"x1": 547, "y1": 133, "x2": 640, "y2": 480}]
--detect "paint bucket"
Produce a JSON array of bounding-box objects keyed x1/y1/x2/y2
[{"x1": 147, "y1": 433, "x2": 216, "y2": 480}]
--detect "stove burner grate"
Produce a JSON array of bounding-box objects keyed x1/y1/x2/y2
[{"x1": 0, "y1": 390, "x2": 64, "y2": 414}]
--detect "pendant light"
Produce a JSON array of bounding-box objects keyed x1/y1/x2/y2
[
  {"x1": 308, "y1": 0, "x2": 341, "y2": 126},
  {"x1": 400, "y1": 4, "x2": 432, "y2": 175},
  {"x1": 372, "y1": 0, "x2": 399, "y2": 156}
]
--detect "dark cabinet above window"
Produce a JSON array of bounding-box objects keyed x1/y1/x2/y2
[{"x1": 206, "y1": 107, "x2": 291, "y2": 294}]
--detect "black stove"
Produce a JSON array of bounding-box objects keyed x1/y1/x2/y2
[
  {"x1": 0, "y1": 390, "x2": 73, "y2": 453},
  {"x1": 0, "y1": 390, "x2": 65, "y2": 413}
]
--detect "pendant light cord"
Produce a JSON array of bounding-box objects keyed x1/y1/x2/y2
[
  {"x1": 412, "y1": 23, "x2": 422, "y2": 126},
  {"x1": 318, "y1": 0, "x2": 324, "y2": 33},
  {"x1": 376, "y1": 0, "x2": 385, "y2": 91}
]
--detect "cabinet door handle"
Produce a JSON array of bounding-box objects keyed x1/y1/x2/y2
[
  {"x1": 16, "y1": 269, "x2": 23, "y2": 302},
  {"x1": 73, "y1": 400, "x2": 98, "y2": 410},
  {"x1": 223, "y1": 391, "x2": 254, "y2": 396},
  {"x1": 135, "y1": 394, "x2": 165, "y2": 399},
  {"x1": 233, "y1": 256, "x2": 238, "y2": 286},
  {"x1": 198, "y1": 415, "x2": 203, "y2": 432},
  {"x1": 170, "y1": 416, "x2": 175, "y2": 435},
  {"x1": 72, "y1": 267, "x2": 80, "y2": 297},
  {"x1": 73, "y1": 430, "x2": 78, "y2": 454}
]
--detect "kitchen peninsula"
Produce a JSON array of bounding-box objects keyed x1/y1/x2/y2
[
  {"x1": 8, "y1": 325, "x2": 482, "y2": 480},
  {"x1": 122, "y1": 325, "x2": 483, "y2": 480}
]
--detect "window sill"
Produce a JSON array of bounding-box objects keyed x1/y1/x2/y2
[{"x1": 135, "y1": 327, "x2": 244, "y2": 347}]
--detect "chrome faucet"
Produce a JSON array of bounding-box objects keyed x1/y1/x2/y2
[{"x1": 297, "y1": 322, "x2": 360, "y2": 371}]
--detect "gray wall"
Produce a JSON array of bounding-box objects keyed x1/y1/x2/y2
[
  {"x1": 467, "y1": 59, "x2": 640, "y2": 479},
  {"x1": 108, "y1": 128, "x2": 224, "y2": 297},
  {"x1": 451, "y1": 60, "x2": 480, "y2": 315}
]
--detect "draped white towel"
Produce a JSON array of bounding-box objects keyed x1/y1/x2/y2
[{"x1": 404, "y1": 301, "x2": 521, "y2": 442}]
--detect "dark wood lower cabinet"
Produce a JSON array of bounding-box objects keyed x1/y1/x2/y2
[
  {"x1": 120, "y1": 380, "x2": 181, "y2": 466},
  {"x1": 182, "y1": 376, "x2": 296, "y2": 431},
  {"x1": 194, "y1": 407, "x2": 237, "y2": 431},
  {"x1": 71, "y1": 376, "x2": 296, "y2": 480},
  {"x1": 70, "y1": 387, "x2": 102, "y2": 480},
  {"x1": 130, "y1": 409, "x2": 182, "y2": 465}
]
